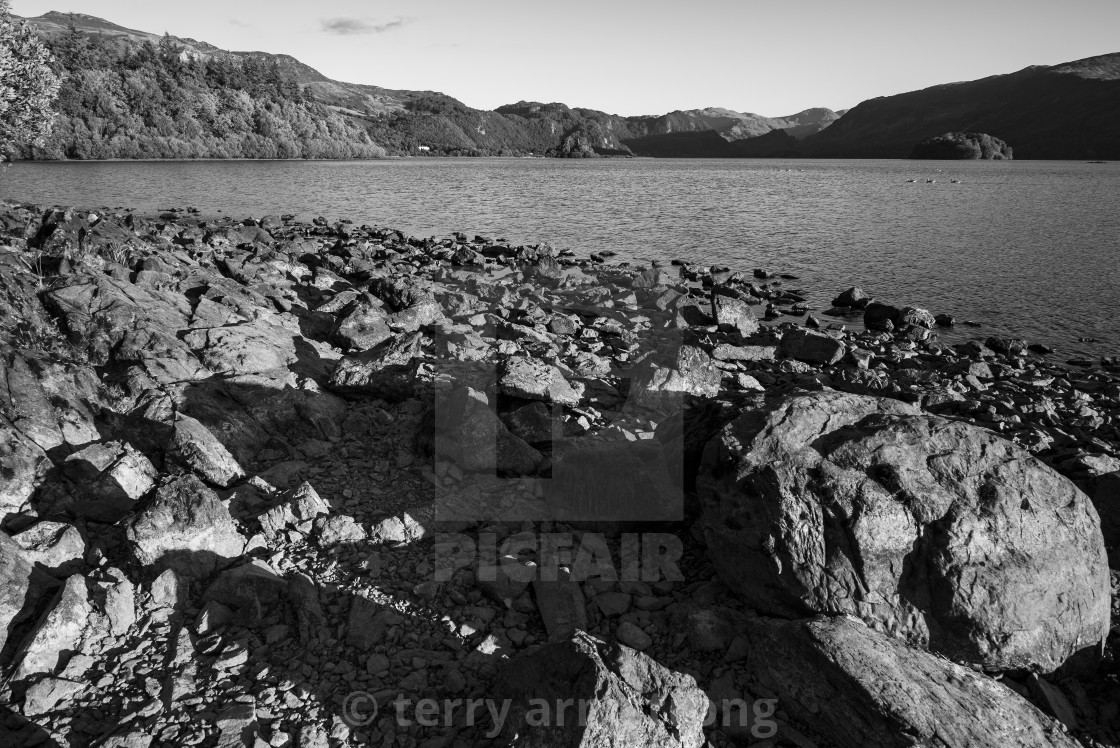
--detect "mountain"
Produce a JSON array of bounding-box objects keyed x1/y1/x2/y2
[
  {"x1": 800, "y1": 54, "x2": 1120, "y2": 159},
  {"x1": 16, "y1": 11, "x2": 839, "y2": 159},
  {"x1": 18, "y1": 11, "x2": 1118, "y2": 160}
]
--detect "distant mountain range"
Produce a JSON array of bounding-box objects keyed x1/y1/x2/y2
[{"x1": 16, "y1": 11, "x2": 1120, "y2": 160}]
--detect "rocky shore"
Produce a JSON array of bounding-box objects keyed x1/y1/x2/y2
[{"x1": 0, "y1": 200, "x2": 1118, "y2": 748}]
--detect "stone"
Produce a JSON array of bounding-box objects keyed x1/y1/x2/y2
[
  {"x1": 327, "y1": 331, "x2": 422, "y2": 401},
  {"x1": 203, "y1": 560, "x2": 289, "y2": 629},
  {"x1": 831, "y1": 287, "x2": 870, "y2": 308},
  {"x1": 495, "y1": 630, "x2": 708, "y2": 747},
  {"x1": 0, "y1": 532, "x2": 60, "y2": 663},
  {"x1": 698, "y1": 390, "x2": 1109, "y2": 673},
  {"x1": 595, "y1": 591, "x2": 631, "y2": 618},
  {"x1": 863, "y1": 302, "x2": 899, "y2": 332},
  {"x1": 166, "y1": 414, "x2": 245, "y2": 488},
  {"x1": 436, "y1": 386, "x2": 545, "y2": 476},
  {"x1": 314, "y1": 515, "x2": 368, "y2": 546},
  {"x1": 12, "y1": 521, "x2": 85, "y2": 575},
  {"x1": 779, "y1": 327, "x2": 847, "y2": 365},
  {"x1": 533, "y1": 574, "x2": 588, "y2": 642},
  {"x1": 21, "y1": 676, "x2": 84, "y2": 716},
  {"x1": 628, "y1": 345, "x2": 721, "y2": 405},
  {"x1": 257, "y1": 482, "x2": 330, "y2": 537},
  {"x1": 330, "y1": 300, "x2": 392, "y2": 350},
  {"x1": 740, "y1": 615, "x2": 1078, "y2": 748},
  {"x1": 687, "y1": 609, "x2": 734, "y2": 652},
  {"x1": 127, "y1": 475, "x2": 246, "y2": 579},
  {"x1": 183, "y1": 321, "x2": 298, "y2": 376},
  {"x1": 711, "y1": 295, "x2": 760, "y2": 336},
  {"x1": 711, "y1": 344, "x2": 776, "y2": 362},
  {"x1": 59, "y1": 441, "x2": 158, "y2": 521},
  {"x1": 898, "y1": 306, "x2": 936, "y2": 329},
  {"x1": 501, "y1": 401, "x2": 554, "y2": 444},
  {"x1": 632, "y1": 267, "x2": 677, "y2": 288},
  {"x1": 0, "y1": 418, "x2": 50, "y2": 521},
  {"x1": 499, "y1": 356, "x2": 580, "y2": 407},
  {"x1": 346, "y1": 596, "x2": 404, "y2": 650},
  {"x1": 616, "y1": 621, "x2": 653, "y2": 651},
  {"x1": 370, "y1": 511, "x2": 427, "y2": 545},
  {"x1": 11, "y1": 574, "x2": 101, "y2": 682}
]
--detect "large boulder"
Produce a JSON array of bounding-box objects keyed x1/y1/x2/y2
[
  {"x1": 499, "y1": 356, "x2": 580, "y2": 407},
  {"x1": 740, "y1": 615, "x2": 1077, "y2": 748},
  {"x1": 779, "y1": 327, "x2": 846, "y2": 365},
  {"x1": 166, "y1": 414, "x2": 245, "y2": 488},
  {"x1": 435, "y1": 386, "x2": 544, "y2": 476},
  {"x1": 710, "y1": 295, "x2": 759, "y2": 337},
  {"x1": 327, "y1": 331, "x2": 423, "y2": 402},
  {"x1": 627, "y1": 345, "x2": 721, "y2": 406},
  {"x1": 126, "y1": 475, "x2": 246, "y2": 579},
  {"x1": 698, "y1": 390, "x2": 1109, "y2": 672},
  {"x1": 0, "y1": 533, "x2": 59, "y2": 666},
  {"x1": 494, "y1": 630, "x2": 709, "y2": 747}
]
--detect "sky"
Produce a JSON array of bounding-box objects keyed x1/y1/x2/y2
[{"x1": 11, "y1": 0, "x2": 1120, "y2": 117}]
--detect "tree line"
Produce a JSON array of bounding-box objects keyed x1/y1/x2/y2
[{"x1": 18, "y1": 22, "x2": 384, "y2": 160}]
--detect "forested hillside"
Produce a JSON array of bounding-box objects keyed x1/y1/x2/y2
[
  {"x1": 17, "y1": 12, "x2": 840, "y2": 160},
  {"x1": 19, "y1": 21, "x2": 384, "y2": 159}
]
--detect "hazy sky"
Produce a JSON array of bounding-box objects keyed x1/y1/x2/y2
[{"x1": 11, "y1": 0, "x2": 1120, "y2": 116}]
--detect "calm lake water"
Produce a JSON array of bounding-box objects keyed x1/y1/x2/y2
[{"x1": 3, "y1": 158, "x2": 1118, "y2": 357}]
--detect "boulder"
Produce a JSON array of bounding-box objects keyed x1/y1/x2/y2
[
  {"x1": 632, "y1": 267, "x2": 677, "y2": 289},
  {"x1": 710, "y1": 295, "x2": 760, "y2": 337},
  {"x1": 436, "y1": 387, "x2": 544, "y2": 476},
  {"x1": 898, "y1": 306, "x2": 936, "y2": 329},
  {"x1": 166, "y1": 415, "x2": 245, "y2": 488},
  {"x1": 698, "y1": 391, "x2": 1109, "y2": 672},
  {"x1": 779, "y1": 327, "x2": 846, "y2": 365},
  {"x1": 831, "y1": 287, "x2": 870, "y2": 308},
  {"x1": 203, "y1": 560, "x2": 289, "y2": 629},
  {"x1": 711, "y1": 344, "x2": 776, "y2": 362},
  {"x1": 0, "y1": 532, "x2": 59, "y2": 665},
  {"x1": 499, "y1": 357, "x2": 580, "y2": 407},
  {"x1": 11, "y1": 521, "x2": 85, "y2": 576},
  {"x1": 740, "y1": 615, "x2": 1076, "y2": 748},
  {"x1": 0, "y1": 418, "x2": 50, "y2": 521},
  {"x1": 182, "y1": 322, "x2": 298, "y2": 376},
  {"x1": 628, "y1": 345, "x2": 721, "y2": 406},
  {"x1": 863, "y1": 302, "x2": 899, "y2": 332},
  {"x1": 257, "y1": 482, "x2": 330, "y2": 538},
  {"x1": 330, "y1": 300, "x2": 392, "y2": 351},
  {"x1": 126, "y1": 475, "x2": 246, "y2": 579},
  {"x1": 58, "y1": 441, "x2": 158, "y2": 522},
  {"x1": 327, "y1": 331, "x2": 423, "y2": 401},
  {"x1": 494, "y1": 630, "x2": 709, "y2": 748}
]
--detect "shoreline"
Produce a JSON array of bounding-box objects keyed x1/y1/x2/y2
[{"x1": 1, "y1": 200, "x2": 1118, "y2": 746}]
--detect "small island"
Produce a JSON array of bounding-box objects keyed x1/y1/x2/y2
[{"x1": 910, "y1": 131, "x2": 1013, "y2": 160}]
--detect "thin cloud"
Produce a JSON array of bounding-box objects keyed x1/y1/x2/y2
[
  {"x1": 320, "y1": 17, "x2": 409, "y2": 35},
  {"x1": 228, "y1": 18, "x2": 251, "y2": 28}
]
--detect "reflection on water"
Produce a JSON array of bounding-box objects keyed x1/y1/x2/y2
[{"x1": 3, "y1": 157, "x2": 1118, "y2": 356}]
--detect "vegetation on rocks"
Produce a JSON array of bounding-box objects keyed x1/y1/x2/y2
[{"x1": 0, "y1": 0, "x2": 61, "y2": 160}]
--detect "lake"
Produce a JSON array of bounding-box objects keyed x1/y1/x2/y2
[{"x1": 2, "y1": 157, "x2": 1118, "y2": 357}]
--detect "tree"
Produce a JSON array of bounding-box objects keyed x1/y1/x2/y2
[{"x1": 0, "y1": 0, "x2": 61, "y2": 160}]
